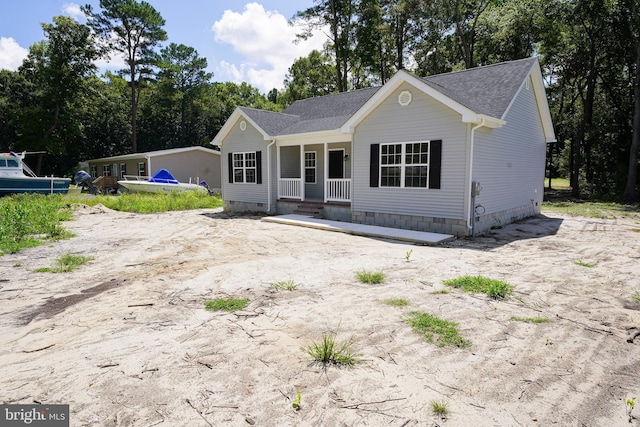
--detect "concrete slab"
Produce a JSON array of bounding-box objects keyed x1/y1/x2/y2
[{"x1": 262, "y1": 214, "x2": 454, "y2": 245}]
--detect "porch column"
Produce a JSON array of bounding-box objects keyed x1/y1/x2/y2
[
  {"x1": 324, "y1": 142, "x2": 329, "y2": 203},
  {"x1": 276, "y1": 145, "x2": 281, "y2": 198},
  {"x1": 300, "y1": 145, "x2": 305, "y2": 201}
]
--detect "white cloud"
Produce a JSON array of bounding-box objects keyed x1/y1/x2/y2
[
  {"x1": 211, "y1": 2, "x2": 327, "y2": 92},
  {"x1": 0, "y1": 37, "x2": 28, "y2": 71},
  {"x1": 62, "y1": 3, "x2": 85, "y2": 21}
]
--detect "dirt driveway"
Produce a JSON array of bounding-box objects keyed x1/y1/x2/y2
[{"x1": 1, "y1": 205, "x2": 639, "y2": 426}]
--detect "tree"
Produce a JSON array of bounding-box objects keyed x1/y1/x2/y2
[
  {"x1": 294, "y1": 0, "x2": 358, "y2": 92},
  {"x1": 156, "y1": 43, "x2": 212, "y2": 146},
  {"x1": 280, "y1": 50, "x2": 337, "y2": 105},
  {"x1": 621, "y1": 0, "x2": 640, "y2": 202},
  {"x1": 83, "y1": 0, "x2": 167, "y2": 153},
  {"x1": 17, "y1": 15, "x2": 100, "y2": 174}
]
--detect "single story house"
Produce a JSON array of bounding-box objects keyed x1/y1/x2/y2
[
  {"x1": 211, "y1": 57, "x2": 555, "y2": 237},
  {"x1": 83, "y1": 146, "x2": 221, "y2": 192}
]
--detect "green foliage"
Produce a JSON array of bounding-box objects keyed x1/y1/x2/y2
[
  {"x1": 573, "y1": 260, "x2": 596, "y2": 268},
  {"x1": 404, "y1": 312, "x2": 471, "y2": 348},
  {"x1": 35, "y1": 252, "x2": 94, "y2": 273},
  {"x1": 292, "y1": 391, "x2": 302, "y2": 411},
  {"x1": 0, "y1": 194, "x2": 73, "y2": 255},
  {"x1": 430, "y1": 399, "x2": 449, "y2": 418},
  {"x1": 631, "y1": 292, "x2": 640, "y2": 304},
  {"x1": 443, "y1": 275, "x2": 514, "y2": 300},
  {"x1": 271, "y1": 280, "x2": 297, "y2": 291},
  {"x1": 303, "y1": 328, "x2": 360, "y2": 367},
  {"x1": 66, "y1": 191, "x2": 222, "y2": 213},
  {"x1": 405, "y1": 249, "x2": 413, "y2": 261},
  {"x1": 384, "y1": 298, "x2": 409, "y2": 307},
  {"x1": 204, "y1": 298, "x2": 249, "y2": 312},
  {"x1": 356, "y1": 270, "x2": 386, "y2": 284},
  {"x1": 510, "y1": 316, "x2": 551, "y2": 324}
]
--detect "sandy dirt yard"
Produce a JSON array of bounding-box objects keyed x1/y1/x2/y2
[{"x1": 1, "y1": 204, "x2": 640, "y2": 427}]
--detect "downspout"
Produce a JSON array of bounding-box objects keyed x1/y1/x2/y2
[
  {"x1": 146, "y1": 154, "x2": 151, "y2": 178},
  {"x1": 467, "y1": 118, "x2": 485, "y2": 236},
  {"x1": 267, "y1": 139, "x2": 276, "y2": 213}
]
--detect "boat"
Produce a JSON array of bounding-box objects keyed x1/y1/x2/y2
[
  {"x1": 0, "y1": 151, "x2": 71, "y2": 195},
  {"x1": 117, "y1": 168, "x2": 208, "y2": 194}
]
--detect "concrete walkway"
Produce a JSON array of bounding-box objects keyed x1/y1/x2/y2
[{"x1": 262, "y1": 214, "x2": 454, "y2": 245}]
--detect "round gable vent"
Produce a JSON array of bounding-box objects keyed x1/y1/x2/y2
[
  {"x1": 239, "y1": 120, "x2": 247, "y2": 131},
  {"x1": 398, "y1": 90, "x2": 412, "y2": 106}
]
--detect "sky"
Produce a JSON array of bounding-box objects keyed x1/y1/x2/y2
[{"x1": 0, "y1": 1, "x2": 328, "y2": 93}]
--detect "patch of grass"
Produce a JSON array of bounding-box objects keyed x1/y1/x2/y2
[
  {"x1": 542, "y1": 200, "x2": 640, "y2": 219},
  {"x1": 302, "y1": 329, "x2": 360, "y2": 367},
  {"x1": 404, "y1": 311, "x2": 471, "y2": 348},
  {"x1": 271, "y1": 280, "x2": 297, "y2": 291},
  {"x1": 442, "y1": 275, "x2": 514, "y2": 300},
  {"x1": 384, "y1": 298, "x2": 409, "y2": 307},
  {"x1": 510, "y1": 316, "x2": 551, "y2": 324},
  {"x1": 629, "y1": 228, "x2": 640, "y2": 233},
  {"x1": 0, "y1": 194, "x2": 74, "y2": 255},
  {"x1": 431, "y1": 289, "x2": 450, "y2": 294},
  {"x1": 356, "y1": 270, "x2": 386, "y2": 284},
  {"x1": 631, "y1": 292, "x2": 640, "y2": 304},
  {"x1": 574, "y1": 260, "x2": 596, "y2": 268},
  {"x1": 204, "y1": 298, "x2": 249, "y2": 312},
  {"x1": 431, "y1": 399, "x2": 449, "y2": 417},
  {"x1": 36, "y1": 253, "x2": 94, "y2": 273},
  {"x1": 545, "y1": 177, "x2": 571, "y2": 189},
  {"x1": 65, "y1": 191, "x2": 223, "y2": 213}
]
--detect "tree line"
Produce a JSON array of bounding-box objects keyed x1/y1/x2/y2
[{"x1": 0, "y1": 0, "x2": 638, "y2": 202}]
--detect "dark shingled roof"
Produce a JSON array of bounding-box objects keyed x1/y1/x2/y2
[
  {"x1": 419, "y1": 57, "x2": 537, "y2": 119},
  {"x1": 241, "y1": 58, "x2": 536, "y2": 136}
]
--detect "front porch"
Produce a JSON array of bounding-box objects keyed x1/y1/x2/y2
[{"x1": 276, "y1": 142, "x2": 352, "y2": 203}]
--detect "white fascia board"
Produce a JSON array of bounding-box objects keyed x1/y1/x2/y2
[
  {"x1": 210, "y1": 108, "x2": 271, "y2": 145},
  {"x1": 276, "y1": 129, "x2": 352, "y2": 146},
  {"x1": 341, "y1": 70, "x2": 487, "y2": 133}
]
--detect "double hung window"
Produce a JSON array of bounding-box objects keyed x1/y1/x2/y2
[{"x1": 380, "y1": 141, "x2": 430, "y2": 188}]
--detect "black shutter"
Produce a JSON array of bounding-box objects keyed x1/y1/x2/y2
[
  {"x1": 228, "y1": 153, "x2": 234, "y2": 183},
  {"x1": 369, "y1": 144, "x2": 380, "y2": 187},
  {"x1": 429, "y1": 140, "x2": 442, "y2": 189},
  {"x1": 256, "y1": 151, "x2": 262, "y2": 184}
]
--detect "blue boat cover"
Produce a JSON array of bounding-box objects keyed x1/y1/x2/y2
[{"x1": 148, "y1": 169, "x2": 179, "y2": 184}]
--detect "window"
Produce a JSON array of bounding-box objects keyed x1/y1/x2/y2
[
  {"x1": 138, "y1": 162, "x2": 146, "y2": 176},
  {"x1": 304, "y1": 151, "x2": 316, "y2": 184},
  {"x1": 102, "y1": 165, "x2": 111, "y2": 177},
  {"x1": 120, "y1": 163, "x2": 126, "y2": 176},
  {"x1": 370, "y1": 140, "x2": 441, "y2": 190},
  {"x1": 90, "y1": 165, "x2": 97, "y2": 178},
  {"x1": 233, "y1": 152, "x2": 256, "y2": 183}
]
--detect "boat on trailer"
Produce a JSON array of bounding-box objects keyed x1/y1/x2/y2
[
  {"x1": 0, "y1": 151, "x2": 71, "y2": 195},
  {"x1": 117, "y1": 168, "x2": 208, "y2": 194}
]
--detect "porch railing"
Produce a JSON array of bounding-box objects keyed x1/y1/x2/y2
[
  {"x1": 325, "y1": 178, "x2": 351, "y2": 202},
  {"x1": 278, "y1": 178, "x2": 302, "y2": 199}
]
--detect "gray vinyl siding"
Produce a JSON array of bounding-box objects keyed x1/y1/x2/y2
[
  {"x1": 352, "y1": 83, "x2": 468, "y2": 219},
  {"x1": 221, "y1": 119, "x2": 269, "y2": 205},
  {"x1": 280, "y1": 146, "x2": 300, "y2": 178},
  {"x1": 472, "y1": 77, "x2": 546, "y2": 215},
  {"x1": 152, "y1": 151, "x2": 221, "y2": 189}
]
